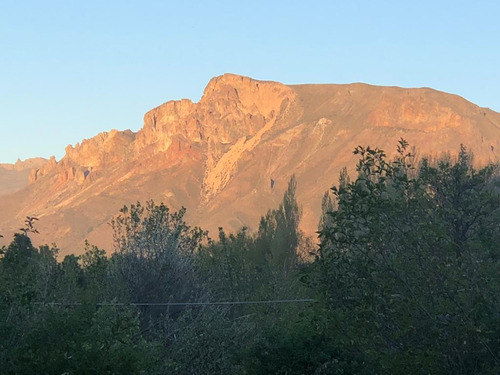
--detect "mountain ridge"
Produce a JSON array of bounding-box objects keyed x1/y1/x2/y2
[
  {"x1": 1, "y1": 73, "x2": 499, "y2": 255},
  {"x1": 0, "y1": 157, "x2": 47, "y2": 197}
]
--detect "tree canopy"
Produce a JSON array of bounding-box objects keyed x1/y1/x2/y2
[{"x1": 1, "y1": 141, "x2": 499, "y2": 374}]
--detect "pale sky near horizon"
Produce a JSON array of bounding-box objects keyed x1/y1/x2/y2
[{"x1": 1, "y1": 0, "x2": 499, "y2": 163}]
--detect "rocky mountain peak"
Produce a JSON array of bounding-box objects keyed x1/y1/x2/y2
[
  {"x1": 2, "y1": 75, "x2": 499, "y2": 255},
  {"x1": 200, "y1": 73, "x2": 297, "y2": 119}
]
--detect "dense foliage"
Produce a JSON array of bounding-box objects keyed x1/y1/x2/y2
[
  {"x1": 1, "y1": 141, "x2": 499, "y2": 374},
  {"x1": 316, "y1": 140, "x2": 500, "y2": 374}
]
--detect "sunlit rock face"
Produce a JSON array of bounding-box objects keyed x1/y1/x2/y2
[{"x1": 1, "y1": 74, "x2": 499, "y2": 255}]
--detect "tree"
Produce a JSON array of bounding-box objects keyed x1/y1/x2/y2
[
  {"x1": 0, "y1": 223, "x2": 156, "y2": 374},
  {"x1": 198, "y1": 175, "x2": 305, "y2": 302},
  {"x1": 111, "y1": 200, "x2": 207, "y2": 305},
  {"x1": 255, "y1": 175, "x2": 302, "y2": 278},
  {"x1": 317, "y1": 139, "x2": 500, "y2": 373}
]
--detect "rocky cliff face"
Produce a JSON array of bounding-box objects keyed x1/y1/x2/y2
[
  {"x1": 1, "y1": 74, "x2": 499, "y2": 255},
  {"x1": 29, "y1": 130, "x2": 136, "y2": 184}
]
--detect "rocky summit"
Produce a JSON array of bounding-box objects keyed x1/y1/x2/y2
[{"x1": 1, "y1": 74, "x2": 499, "y2": 255}]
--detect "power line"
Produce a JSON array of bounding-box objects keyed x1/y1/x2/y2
[{"x1": 33, "y1": 299, "x2": 315, "y2": 307}]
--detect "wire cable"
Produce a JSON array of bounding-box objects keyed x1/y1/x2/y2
[{"x1": 33, "y1": 299, "x2": 315, "y2": 307}]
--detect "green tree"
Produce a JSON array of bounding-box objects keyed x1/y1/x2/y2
[
  {"x1": 256, "y1": 175, "x2": 302, "y2": 278},
  {"x1": 0, "y1": 224, "x2": 154, "y2": 374},
  {"x1": 198, "y1": 176, "x2": 305, "y2": 302},
  {"x1": 111, "y1": 200, "x2": 207, "y2": 305},
  {"x1": 317, "y1": 140, "x2": 500, "y2": 373}
]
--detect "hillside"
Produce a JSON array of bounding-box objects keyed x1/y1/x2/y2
[
  {"x1": 0, "y1": 158, "x2": 47, "y2": 196},
  {"x1": 1, "y1": 74, "x2": 499, "y2": 255}
]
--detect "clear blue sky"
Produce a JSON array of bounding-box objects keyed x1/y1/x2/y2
[{"x1": 1, "y1": 0, "x2": 499, "y2": 163}]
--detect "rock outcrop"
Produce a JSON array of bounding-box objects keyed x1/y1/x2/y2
[
  {"x1": 0, "y1": 157, "x2": 47, "y2": 196},
  {"x1": 28, "y1": 130, "x2": 136, "y2": 184}
]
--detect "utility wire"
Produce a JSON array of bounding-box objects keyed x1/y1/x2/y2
[{"x1": 33, "y1": 299, "x2": 315, "y2": 307}]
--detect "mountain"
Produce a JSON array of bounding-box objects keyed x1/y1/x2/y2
[
  {"x1": 1, "y1": 74, "x2": 499, "y2": 255},
  {"x1": 0, "y1": 158, "x2": 47, "y2": 196}
]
